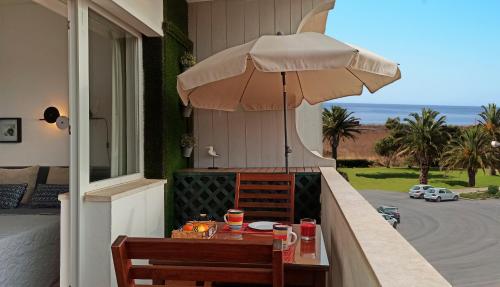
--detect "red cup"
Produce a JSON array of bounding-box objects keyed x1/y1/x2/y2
[
  {"x1": 300, "y1": 218, "x2": 316, "y2": 240},
  {"x1": 300, "y1": 239, "x2": 316, "y2": 258}
]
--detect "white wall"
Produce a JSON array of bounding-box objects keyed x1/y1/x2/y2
[
  {"x1": 296, "y1": 102, "x2": 323, "y2": 153},
  {"x1": 0, "y1": 2, "x2": 69, "y2": 166},
  {"x1": 189, "y1": 0, "x2": 334, "y2": 169},
  {"x1": 82, "y1": 182, "x2": 165, "y2": 287}
]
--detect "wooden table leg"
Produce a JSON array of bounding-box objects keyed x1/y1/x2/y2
[{"x1": 314, "y1": 271, "x2": 326, "y2": 287}]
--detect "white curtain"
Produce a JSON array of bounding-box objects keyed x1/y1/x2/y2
[
  {"x1": 125, "y1": 37, "x2": 137, "y2": 175},
  {"x1": 111, "y1": 36, "x2": 126, "y2": 177}
]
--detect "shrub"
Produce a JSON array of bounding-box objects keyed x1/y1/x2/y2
[
  {"x1": 487, "y1": 185, "x2": 499, "y2": 195},
  {"x1": 460, "y1": 192, "x2": 477, "y2": 199},
  {"x1": 461, "y1": 191, "x2": 499, "y2": 200},
  {"x1": 374, "y1": 136, "x2": 399, "y2": 167},
  {"x1": 336, "y1": 159, "x2": 373, "y2": 168}
]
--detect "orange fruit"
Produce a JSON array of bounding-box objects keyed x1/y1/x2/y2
[
  {"x1": 183, "y1": 223, "x2": 194, "y2": 231},
  {"x1": 196, "y1": 223, "x2": 209, "y2": 233}
]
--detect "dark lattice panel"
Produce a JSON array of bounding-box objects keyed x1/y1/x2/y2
[
  {"x1": 174, "y1": 173, "x2": 236, "y2": 227},
  {"x1": 294, "y1": 173, "x2": 322, "y2": 223},
  {"x1": 174, "y1": 172, "x2": 321, "y2": 227}
]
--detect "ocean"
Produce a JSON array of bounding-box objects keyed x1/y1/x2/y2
[{"x1": 322, "y1": 102, "x2": 484, "y2": 126}]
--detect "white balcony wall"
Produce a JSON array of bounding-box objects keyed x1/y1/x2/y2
[
  {"x1": 320, "y1": 167, "x2": 451, "y2": 287},
  {"x1": 189, "y1": 0, "x2": 334, "y2": 168},
  {"x1": 296, "y1": 102, "x2": 323, "y2": 154}
]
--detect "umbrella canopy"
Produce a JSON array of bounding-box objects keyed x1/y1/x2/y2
[
  {"x1": 177, "y1": 32, "x2": 401, "y2": 172},
  {"x1": 177, "y1": 32, "x2": 401, "y2": 111}
]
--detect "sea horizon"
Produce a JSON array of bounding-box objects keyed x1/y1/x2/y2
[{"x1": 322, "y1": 102, "x2": 484, "y2": 126}]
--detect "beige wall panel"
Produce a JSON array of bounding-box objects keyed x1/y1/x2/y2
[
  {"x1": 196, "y1": 109, "x2": 214, "y2": 168},
  {"x1": 245, "y1": 112, "x2": 262, "y2": 167},
  {"x1": 275, "y1": 0, "x2": 291, "y2": 34},
  {"x1": 189, "y1": 0, "x2": 334, "y2": 168},
  {"x1": 212, "y1": 111, "x2": 230, "y2": 167},
  {"x1": 211, "y1": 0, "x2": 227, "y2": 53}
]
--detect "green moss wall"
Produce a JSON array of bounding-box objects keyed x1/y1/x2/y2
[{"x1": 144, "y1": 0, "x2": 191, "y2": 235}]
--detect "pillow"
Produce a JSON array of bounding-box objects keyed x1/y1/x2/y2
[
  {"x1": 0, "y1": 184, "x2": 28, "y2": 209},
  {"x1": 0, "y1": 166, "x2": 39, "y2": 204},
  {"x1": 31, "y1": 184, "x2": 69, "y2": 208},
  {"x1": 46, "y1": 167, "x2": 69, "y2": 184}
]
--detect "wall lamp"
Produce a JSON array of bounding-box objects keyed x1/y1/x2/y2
[{"x1": 40, "y1": 106, "x2": 69, "y2": 130}]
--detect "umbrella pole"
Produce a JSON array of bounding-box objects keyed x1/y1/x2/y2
[{"x1": 281, "y1": 72, "x2": 289, "y2": 174}]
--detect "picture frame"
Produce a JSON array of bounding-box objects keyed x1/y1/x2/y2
[{"x1": 0, "y1": 118, "x2": 22, "y2": 143}]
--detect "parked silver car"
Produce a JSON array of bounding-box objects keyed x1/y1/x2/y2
[
  {"x1": 424, "y1": 188, "x2": 459, "y2": 202},
  {"x1": 409, "y1": 184, "x2": 433, "y2": 199},
  {"x1": 381, "y1": 213, "x2": 398, "y2": 229}
]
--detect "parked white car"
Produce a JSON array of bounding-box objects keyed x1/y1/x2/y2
[
  {"x1": 424, "y1": 188, "x2": 459, "y2": 202},
  {"x1": 381, "y1": 213, "x2": 398, "y2": 229},
  {"x1": 409, "y1": 184, "x2": 433, "y2": 199}
]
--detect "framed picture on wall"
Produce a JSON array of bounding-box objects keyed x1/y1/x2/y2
[{"x1": 0, "y1": 118, "x2": 22, "y2": 143}]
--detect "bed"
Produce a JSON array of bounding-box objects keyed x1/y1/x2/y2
[{"x1": 0, "y1": 209, "x2": 60, "y2": 287}]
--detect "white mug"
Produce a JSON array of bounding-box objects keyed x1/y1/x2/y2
[{"x1": 273, "y1": 224, "x2": 298, "y2": 249}]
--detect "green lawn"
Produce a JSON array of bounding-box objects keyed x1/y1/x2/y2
[{"x1": 338, "y1": 167, "x2": 500, "y2": 192}]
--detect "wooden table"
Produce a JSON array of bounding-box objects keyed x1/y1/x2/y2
[{"x1": 152, "y1": 223, "x2": 329, "y2": 287}]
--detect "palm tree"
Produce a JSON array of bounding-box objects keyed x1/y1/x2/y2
[
  {"x1": 397, "y1": 108, "x2": 448, "y2": 184},
  {"x1": 478, "y1": 103, "x2": 500, "y2": 175},
  {"x1": 441, "y1": 126, "x2": 492, "y2": 187},
  {"x1": 322, "y1": 106, "x2": 362, "y2": 160}
]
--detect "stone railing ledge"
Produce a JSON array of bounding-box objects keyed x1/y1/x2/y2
[{"x1": 320, "y1": 166, "x2": 451, "y2": 287}]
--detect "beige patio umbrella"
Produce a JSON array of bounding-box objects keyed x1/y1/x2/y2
[{"x1": 177, "y1": 32, "x2": 401, "y2": 172}]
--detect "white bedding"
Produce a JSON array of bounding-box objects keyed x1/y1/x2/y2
[{"x1": 0, "y1": 214, "x2": 60, "y2": 287}]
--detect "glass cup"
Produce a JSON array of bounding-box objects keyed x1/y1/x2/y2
[
  {"x1": 300, "y1": 239, "x2": 316, "y2": 259},
  {"x1": 300, "y1": 218, "x2": 316, "y2": 241}
]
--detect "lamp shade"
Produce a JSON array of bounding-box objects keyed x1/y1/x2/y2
[
  {"x1": 43, "y1": 107, "x2": 60, "y2": 123},
  {"x1": 56, "y1": 116, "x2": 69, "y2": 130}
]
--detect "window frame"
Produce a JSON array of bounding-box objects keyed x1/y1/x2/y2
[{"x1": 86, "y1": 4, "x2": 144, "y2": 191}]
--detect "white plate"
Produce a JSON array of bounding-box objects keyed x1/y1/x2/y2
[{"x1": 248, "y1": 221, "x2": 279, "y2": 231}]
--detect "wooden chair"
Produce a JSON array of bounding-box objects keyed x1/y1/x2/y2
[
  {"x1": 235, "y1": 173, "x2": 295, "y2": 224},
  {"x1": 111, "y1": 236, "x2": 284, "y2": 287}
]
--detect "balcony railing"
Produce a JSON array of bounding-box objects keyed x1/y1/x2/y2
[{"x1": 320, "y1": 167, "x2": 451, "y2": 286}]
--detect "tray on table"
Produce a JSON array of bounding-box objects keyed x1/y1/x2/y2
[{"x1": 171, "y1": 220, "x2": 217, "y2": 239}]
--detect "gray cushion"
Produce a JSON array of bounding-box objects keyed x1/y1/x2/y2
[
  {"x1": 0, "y1": 166, "x2": 40, "y2": 204},
  {"x1": 31, "y1": 184, "x2": 68, "y2": 208},
  {"x1": 0, "y1": 184, "x2": 28, "y2": 209},
  {"x1": 46, "y1": 167, "x2": 69, "y2": 184}
]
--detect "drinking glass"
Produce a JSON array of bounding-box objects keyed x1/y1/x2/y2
[{"x1": 300, "y1": 218, "x2": 316, "y2": 240}]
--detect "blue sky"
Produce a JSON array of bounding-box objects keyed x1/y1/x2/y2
[{"x1": 325, "y1": 0, "x2": 500, "y2": 106}]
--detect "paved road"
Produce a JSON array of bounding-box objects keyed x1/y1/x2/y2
[{"x1": 360, "y1": 190, "x2": 500, "y2": 287}]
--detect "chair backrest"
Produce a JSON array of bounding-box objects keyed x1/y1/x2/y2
[
  {"x1": 235, "y1": 173, "x2": 295, "y2": 224},
  {"x1": 111, "y1": 236, "x2": 283, "y2": 287}
]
